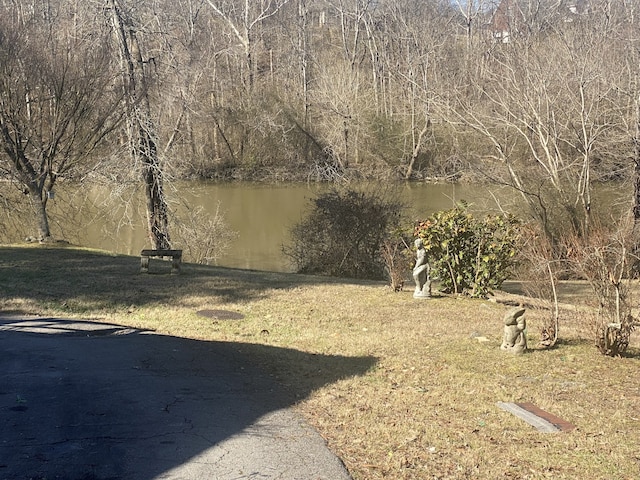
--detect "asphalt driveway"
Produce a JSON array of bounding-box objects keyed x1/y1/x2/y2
[{"x1": 0, "y1": 315, "x2": 366, "y2": 480}]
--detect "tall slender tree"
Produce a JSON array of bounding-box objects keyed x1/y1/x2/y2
[{"x1": 108, "y1": 0, "x2": 171, "y2": 250}]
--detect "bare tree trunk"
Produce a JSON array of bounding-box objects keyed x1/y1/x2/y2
[
  {"x1": 631, "y1": 94, "x2": 640, "y2": 276},
  {"x1": 633, "y1": 95, "x2": 640, "y2": 226},
  {"x1": 29, "y1": 188, "x2": 51, "y2": 241},
  {"x1": 404, "y1": 120, "x2": 429, "y2": 180},
  {"x1": 297, "y1": 0, "x2": 310, "y2": 127},
  {"x1": 0, "y1": 122, "x2": 51, "y2": 240},
  {"x1": 109, "y1": 0, "x2": 170, "y2": 250}
]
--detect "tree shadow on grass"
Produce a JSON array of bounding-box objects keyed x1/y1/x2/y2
[
  {"x1": 621, "y1": 347, "x2": 640, "y2": 360},
  {"x1": 0, "y1": 315, "x2": 377, "y2": 480},
  {"x1": 0, "y1": 245, "x2": 381, "y2": 310}
]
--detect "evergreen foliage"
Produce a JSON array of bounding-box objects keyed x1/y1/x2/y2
[{"x1": 414, "y1": 206, "x2": 520, "y2": 297}]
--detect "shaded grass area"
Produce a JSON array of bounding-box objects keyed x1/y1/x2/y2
[{"x1": 1, "y1": 244, "x2": 640, "y2": 479}]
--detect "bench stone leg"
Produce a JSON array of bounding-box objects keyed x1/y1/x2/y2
[
  {"x1": 171, "y1": 256, "x2": 181, "y2": 274},
  {"x1": 140, "y1": 256, "x2": 149, "y2": 273}
]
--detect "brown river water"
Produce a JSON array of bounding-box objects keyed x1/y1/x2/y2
[{"x1": 41, "y1": 181, "x2": 625, "y2": 272}]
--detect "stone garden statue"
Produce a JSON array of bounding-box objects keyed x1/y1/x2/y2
[
  {"x1": 413, "y1": 238, "x2": 432, "y2": 298},
  {"x1": 500, "y1": 307, "x2": 527, "y2": 354}
]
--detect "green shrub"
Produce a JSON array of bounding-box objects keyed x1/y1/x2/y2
[
  {"x1": 414, "y1": 206, "x2": 520, "y2": 297},
  {"x1": 284, "y1": 187, "x2": 404, "y2": 279}
]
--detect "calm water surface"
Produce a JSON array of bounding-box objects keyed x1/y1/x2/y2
[{"x1": 60, "y1": 182, "x2": 510, "y2": 272}]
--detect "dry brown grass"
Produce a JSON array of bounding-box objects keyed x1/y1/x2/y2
[{"x1": 1, "y1": 245, "x2": 639, "y2": 479}]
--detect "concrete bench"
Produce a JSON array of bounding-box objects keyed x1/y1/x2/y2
[{"x1": 140, "y1": 249, "x2": 182, "y2": 274}]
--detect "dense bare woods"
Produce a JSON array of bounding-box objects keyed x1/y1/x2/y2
[{"x1": 1, "y1": 0, "x2": 640, "y2": 241}]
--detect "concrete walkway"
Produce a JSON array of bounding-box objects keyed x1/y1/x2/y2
[{"x1": 0, "y1": 315, "x2": 355, "y2": 480}]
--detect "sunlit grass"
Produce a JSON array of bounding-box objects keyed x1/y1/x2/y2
[{"x1": 1, "y1": 244, "x2": 639, "y2": 479}]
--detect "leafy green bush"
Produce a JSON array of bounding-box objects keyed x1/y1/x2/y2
[
  {"x1": 414, "y1": 206, "x2": 520, "y2": 297},
  {"x1": 284, "y1": 187, "x2": 404, "y2": 279}
]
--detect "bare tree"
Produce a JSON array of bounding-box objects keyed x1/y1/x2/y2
[
  {"x1": 564, "y1": 217, "x2": 638, "y2": 356},
  {"x1": 297, "y1": 0, "x2": 311, "y2": 126},
  {"x1": 108, "y1": 0, "x2": 171, "y2": 250},
  {"x1": 324, "y1": 0, "x2": 377, "y2": 69},
  {"x1": 309, "y1": 0, "x2": 380, "y2": 171},
  {"x1": 452, "y1": 6, "x2": 625, "y2": 240},
  {"x1": 379, "y1": 0, "x2": 455, "y2": 179},
  {"x1": 205, "y1": 0, "x2": 292, "y2": 90},
  {"x1": 453, "y1": 0, "x2": 495, "y2": 49},
  {"x1": 611, "y1": 1, "x2": 640, "y2": 240},
  {"x1": 0, "y1": 1, "x2": 120, "y2": 241},
  {"x1": 313, "y1": 56, "x2": 373, "y2": 171}
]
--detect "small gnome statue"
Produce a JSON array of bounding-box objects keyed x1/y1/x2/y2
[{"x1": 500, "y1": 307, "x2": 527, "y2": 354}]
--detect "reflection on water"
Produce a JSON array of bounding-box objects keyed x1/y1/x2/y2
[
  {"x1": 32, "y1": 181, "x2": 630, "y2": 272},
  {"x1": 177, "y1": 183, "x2": 327, "y2": 272}
]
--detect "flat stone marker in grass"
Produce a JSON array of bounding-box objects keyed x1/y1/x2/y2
[{"x1": 497, "y1": 402, "x2": 576, "y2": 433}]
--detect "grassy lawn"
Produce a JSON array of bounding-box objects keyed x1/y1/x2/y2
[{"x1": 1, "y1": 244, "x2": 639, "y2": 479}]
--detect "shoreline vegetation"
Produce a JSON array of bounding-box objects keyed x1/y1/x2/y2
[{"x1": 1, "y1": 244, "x2": 639, "y2": 479}]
